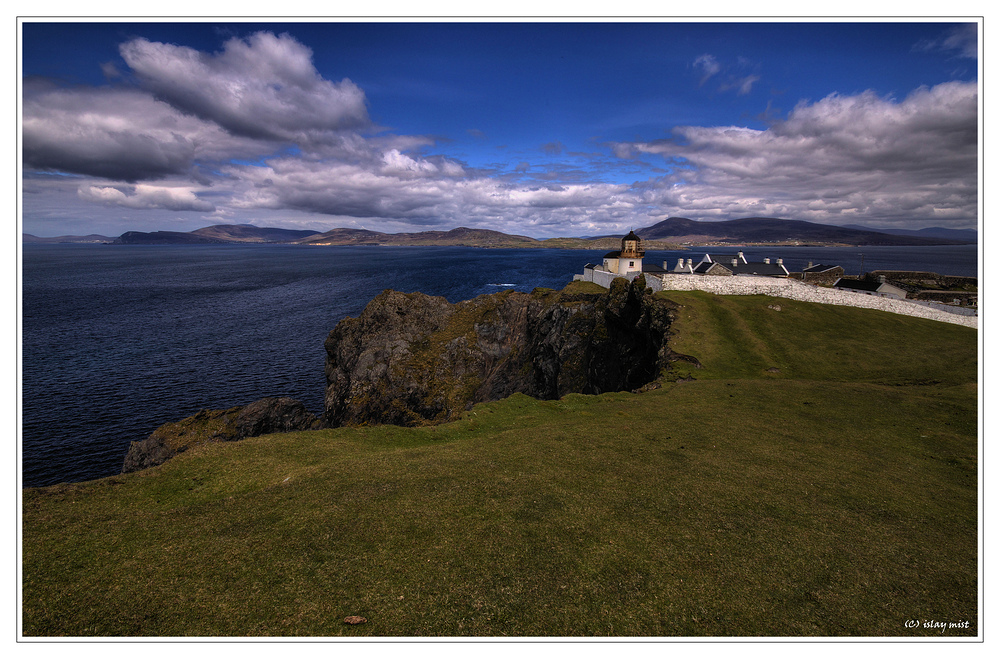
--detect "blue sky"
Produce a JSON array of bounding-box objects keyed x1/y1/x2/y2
[{"x1": 20, "y1": 20, "x2": 979, "y2": 238}]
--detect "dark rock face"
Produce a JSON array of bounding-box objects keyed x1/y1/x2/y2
[
  {"x1": 323, "y1": 276, "x2": 694, "y2": 428},
  {"x1": 122, "y1": 397, "x2": 319, "y2": 473},
  {"x1": 233, "y1": 397, "x2": 319, "y2": 437}
]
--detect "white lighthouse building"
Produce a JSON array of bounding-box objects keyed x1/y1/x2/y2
[
  {"x1": 576, "y1": 230, "x2": 666, "y2": 291},
  {"x1": 601, "y1": 230, "x2": 645, "y2": 277}
]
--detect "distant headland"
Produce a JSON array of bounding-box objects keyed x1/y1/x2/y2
[{"x1": 23, "y1": 217, "x2": 976, "y2": 248}]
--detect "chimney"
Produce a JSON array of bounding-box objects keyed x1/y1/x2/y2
[
  {"x1": 807, "y1": 261, "x2": 814, "y2": 269},
  {"x1": 732, "y1": 258, "x2": 739, "y2": 267},
  {"x1": 764, "y1": 257, "x2": 770, "y2": 264},
  {"x1": 777, "y1": 258, "x2": 783, "y2": 265},
  {"x1": 737, "y1": 251, "x2": 744, "y2": 262},
  {"x1": 879, "y1": 275, "x2": 886, "y2": 284},
  {"x1": 676, "y1": 257, "x2": 684, "y2": 269},
  {"x1": 687, "y1": 258, "x2": 693, "y2": 267}
]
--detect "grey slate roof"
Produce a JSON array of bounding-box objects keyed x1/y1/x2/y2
[
  {"x1": 729, "y1": 262, "x2": 789, "y2": 276},
  {"x1": 693, "y1": 260, "x2": 789, "y2": 277},
  {"x1": 692, "y1": 261, "x2": 721, "y2": 274}
]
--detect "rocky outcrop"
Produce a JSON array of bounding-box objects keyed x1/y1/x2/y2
[
  {"x1": 122, "y1": 397, "x2": 319, "y2": 473},
  {"x1": 323, "y1": 276, "x2": 696, "y2": 428}
]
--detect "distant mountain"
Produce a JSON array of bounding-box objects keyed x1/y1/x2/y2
[
  {"x1": 113, "y1": 230, "x2": 227, "y2": 245},
  {"x1": 297, "y1": 226, "x2": 540, "y2": 247},
  {"x1": 87, "y1": 217, "x2": 973, "y2": 249},
  {"x1": 840, "y1": 224, "x2": 978, "y2": 242},
  {"x1": 636, "y1": 217, "x2": 972, "y2": 246},
  {"x1": 295, "y1": 227, "x2": 388, "y2": 245},
  {"x1": 113, "y1": 224, "x2": 323, "y2": 245},
  {"x1": 23, "y1": 233, "x2": 114, "y2": 244},
  {"x1": 104, "y1": 225, "x2": 544, "y2": 248},
  {"x1": 191, "y1": 224, "x2": 322, "y2": 243},
  {"x1": 298, "y1": 227, "x2": 683, "y2": 250}
]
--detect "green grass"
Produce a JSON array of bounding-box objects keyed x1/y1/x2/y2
[{"x1": 22, "y1": 291, "x2": 978, "y2": 637}]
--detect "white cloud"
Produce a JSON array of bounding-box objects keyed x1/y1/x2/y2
[
  {"x1": 221, "y1": 153, "x2": 633, "y2": 234},
  {"x1": 693, "y1": 54, "x2": 721, "y2": 85},
  {"x1": 736, "y1": 74, "x2": 760, "y2": 95},
  {"x1": 21, "y1": 30, "x2": 979, "y2": 239},
  {"x1": 618, "y1": 81, "x2": 978, "y2": 226},
  {"x1": 380, "y1": 149, "x2": 465, "y2": 178},
  {"x1": 915, "y1": 24, "x2": 978, "y2": 59},
  {"x1": 119, "y1": 32, "x2": 370, "y2": 143},
  {"x1": 78, "y1": 184, "x2": 215, "y2": 212}
]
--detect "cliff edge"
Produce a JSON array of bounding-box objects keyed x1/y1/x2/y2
[
  {"x1": 122, "y1": 397, "x2": 320, "y2": 473},
  {"x1": 323, "y1": 276, "x2": 695, "y2": 427}
]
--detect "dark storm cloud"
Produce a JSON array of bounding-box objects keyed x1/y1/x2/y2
[
  {"x1": 22, "y1": 84, "x2": 197, "y2": 182},
  {"x1": 21, "y1": 80, "x2": 278, "y2": 183}
]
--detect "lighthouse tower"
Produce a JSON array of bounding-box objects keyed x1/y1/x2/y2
[
  {"x1": 617, "y1": 230, "x2": 645, "y2": 276},
  {"x1": 601, "y1": 230, "x2": 645, "y2": 277}
]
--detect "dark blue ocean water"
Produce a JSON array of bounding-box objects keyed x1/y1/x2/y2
[{"x1": 20, "y1": 243, "x2": 978, "y2": 487}]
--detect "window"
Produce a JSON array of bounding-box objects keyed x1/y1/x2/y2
[{"x1": 629, "y1": 261, "x2": 635, "y2": 267}]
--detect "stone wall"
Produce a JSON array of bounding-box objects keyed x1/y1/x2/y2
[
  {"x1": 649, "y1": 273, "x2": 976, "y2": 328},
  {"x1": 910, "y1": 290, "x2": 978, "y2": 307},
  {"x1": 579, "y1": 269, "x2": 975, "y2": 327},
  {"x1": 580, "y1": 267, "x2": 663, "y2": 292},
  {"x1": 867, "y1": 271, "x2": 978, "y2": 288},
  {"x1": 800, "y1": 268, "x2": 845, "y2": 285}
]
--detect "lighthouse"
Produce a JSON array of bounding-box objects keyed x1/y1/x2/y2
[{"x1": 601, "y1": 230, "x2": 645, "y2": 277}]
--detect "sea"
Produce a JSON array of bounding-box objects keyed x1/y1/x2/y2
[{"x1": 20, "y1": 243, "x2": 979, "y2": 488}]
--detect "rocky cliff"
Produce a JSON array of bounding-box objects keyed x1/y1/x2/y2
[
  {"x1": 122, "y1": 397, "x2": 320, "y2": 473},
  {"x1": 323, "y1": 276, "x2": 696, "y2": 427},
  {"x1": 121, "y1": 278, "x2": 695, "y2": 474}
]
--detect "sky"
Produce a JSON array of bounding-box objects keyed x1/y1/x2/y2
[{"x1": 19, "y1": 19, "x2": 980, "y2": 239}]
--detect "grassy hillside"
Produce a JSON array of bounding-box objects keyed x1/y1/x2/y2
[{"x1": 21, "y1": 289, "x2": 978, "y2": 637}]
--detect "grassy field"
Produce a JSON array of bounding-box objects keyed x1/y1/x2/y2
[{"x1": 21, "y1": 289, "x2": 979, "y2": 637}]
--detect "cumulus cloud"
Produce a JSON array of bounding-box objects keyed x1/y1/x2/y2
[
  {"x1": 223, "y1": 154, "x2": 631, "y2": 230},
  {"x1": 616, "y1": 80, "x2": 978, "y2": 225},
  {"x1": 23, "y1": 84, "x2": 196, "y2": 181},
  {"x1": 380, "y1": 149, "x2": 465, "y2": 178},
  {"x1": 21, "y1": 29, "x2": 979, "y2": 238},
  {"x1": 22, "y1": 32, "x2": 427, "y2": 185},
  {"x1": 78, "y1": 183, "x2": 215, "y2": 211},
  {"x1": 22, "y1": 80, "x2": 278, "y2": 181},
  {"x1": 119, "y1": 32, "x2": 370, "y2": 143}
]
